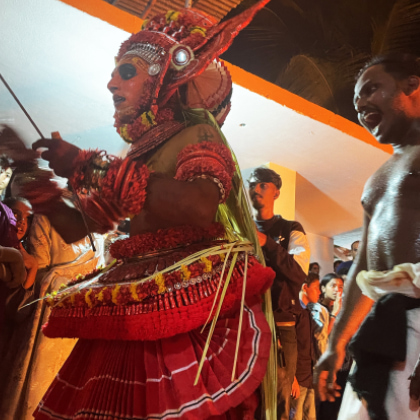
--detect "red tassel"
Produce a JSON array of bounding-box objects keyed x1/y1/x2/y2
[
  {"x1": 181, "y1": 289, "x2": 190, "y2": 305},
  {"x1": 175, "y1": 290, "x2": 183, "y2": 307}
]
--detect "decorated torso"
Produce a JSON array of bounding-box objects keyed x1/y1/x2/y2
[{"x1": 40, "y1": 1, "x2": 275, "y2": 343}]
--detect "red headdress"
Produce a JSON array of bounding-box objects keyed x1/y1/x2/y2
[{"x1": 114, "y1": 0, "x2": 270, "y2": 148}]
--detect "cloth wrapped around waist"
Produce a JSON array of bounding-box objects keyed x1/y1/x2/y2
[
  {"x1": 42, "y1": 223, "x2": 275, "y2": 341},
  {"x1": 350, "y1": 265, "x2": 420, "y2": 420},
  {"x1": 356, "y1": 262, "x2": 420, "y2": 301}
]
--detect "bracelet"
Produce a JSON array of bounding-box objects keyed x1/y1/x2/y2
[
  {"x1": 330, "y1": 314, "x2": 336, "y2": 318},
  {"x1": 187, "y1": 174, "x2": 226, "y2": 203},
  {"x1": 71, "y1": 150, "x2": 151, "y2": 228},
  {"x1": 70, "y1": 150, "x2": 121, "y2": 193}
]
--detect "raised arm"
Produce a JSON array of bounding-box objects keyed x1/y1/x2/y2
[
  {"x1": 257, "y1": 222, "x2": 309, "y2": 285},
  {"x1": 31, "y1": 124, "x2": 229, "y2": 242},
  {"x1": 314, "y1": 213, "x2": 374, "y2": 401}
]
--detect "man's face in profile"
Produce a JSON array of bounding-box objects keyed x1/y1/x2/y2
[{"x1": 248, "y1": 176, "x2": 279, "y2": 211}]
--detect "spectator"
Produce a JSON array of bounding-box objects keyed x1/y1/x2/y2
[
  {"x1": 319, "y1": 273, "x2": 344, "y2": 318},
  {"x1": 309, "y1": 262, "x2": 320, "y2": 275},
  {"x1": 0, "y1": 196, "x2": 37, "y2": 376},
  {"x1": 0, "y1": 155, "x2": 13, "y2": 200},
  {"x1": 317, "y1": 273, "x2": 347, "y2": 420},
  {"x1": 336, "y1": 240, "x2": 359, "y2": 274},
  {"x1": 333, "y1": 259, "x2": 343, "y2": 273},
  {"x1": 248, "y1": 166, "x2": 310, "y2": 420},
  {"x1": 0, "y1": 190, "x2": 104, "y2": 418},
  {"x1": 306, "y1": 273, "x2": 330, "y2": 361},
  {"x1": 3, "y1": 197, "x2": 37, "y2": 291},
  {"x1": 290, "y1": 272, "x2": 321, "y2": 420}
]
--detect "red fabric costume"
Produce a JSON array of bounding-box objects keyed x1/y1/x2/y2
[{"x1": 30, "y1": 1, "x2": 275, "y2": 419}]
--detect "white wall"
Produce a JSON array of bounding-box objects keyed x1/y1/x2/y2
[{"x1": 306, "y1": 232, "x2": 334, "y2": 279}]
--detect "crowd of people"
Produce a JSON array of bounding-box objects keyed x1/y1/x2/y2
[
  {"x1": 1, "y1": 1, "x2": 420, "y2": 419},
  {"x1": 249, "y1": 165, "x2": 357, "y2": 420}
]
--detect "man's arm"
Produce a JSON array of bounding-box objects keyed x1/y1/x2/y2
[
  {"x1": 257, "y1": 224, "x2": 309, "y2": 285},
  {"x1": 32, "y1": 128, "x2": 222, "y2": 243},
  {"x1": 314, "y1": 213, "x2": 374, "y2": 401}
]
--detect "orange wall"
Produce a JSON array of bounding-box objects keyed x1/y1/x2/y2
[{"x1": 58, "y1": 0, "x2": 392, "y2": 156}]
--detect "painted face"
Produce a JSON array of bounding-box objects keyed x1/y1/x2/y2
[
  {"x1": 305, "y1": 280, "x2": 321, "y2": 304},
  {"x1": 354, "y1": 64, "x2": 414, "y2": 144},
  {"x1": 10, "y1": 201, "x2": 32, "y2": 240},
  {"x1": 0, "y1": 167, "x2": 12, "y2": 191},
  {"x1": 248, "y1": 177, "x2": 279, "y2": 211},
  {"x1": 322, "y1": 278, "x2": 344, "y2": 301},
  {"x1": 107, "y1": 56, "x2": 150, "y2": 123}
]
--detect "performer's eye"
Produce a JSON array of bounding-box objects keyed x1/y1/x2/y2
[{"x1": 119, "y1": 64, "x2": 137, "y2": 80}]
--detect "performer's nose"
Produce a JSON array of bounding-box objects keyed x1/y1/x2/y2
[{"x1": 107, "y1": 75, "x2": 118, "y2": 93}]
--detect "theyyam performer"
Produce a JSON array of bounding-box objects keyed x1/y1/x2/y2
[{"x1": 5, "y1": 1, "x2": 278, "y2": 419}]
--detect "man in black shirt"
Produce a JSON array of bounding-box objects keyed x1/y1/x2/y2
[{"x1": 248, "y1": 167, "x2": 310, "y2": 420}]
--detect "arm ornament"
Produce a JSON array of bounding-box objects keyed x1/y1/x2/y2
[
  {"x1": 70, "y1": 150, "x2": 151, "y2": 231},
  {"x1": 174, "y1": 141, "x2": 235, "y2": 203}
]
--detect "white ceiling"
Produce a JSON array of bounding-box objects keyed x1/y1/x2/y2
[{"x1": 1, "y1": 0, "x2": 391, "y2": 241}]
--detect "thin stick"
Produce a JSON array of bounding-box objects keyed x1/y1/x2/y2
[
  {"x1": 0, "y1": 73, "x2": 96, "y2": 251},
  {"x1": 0, "y1": 73, "x2": 45, "y2": 139}
]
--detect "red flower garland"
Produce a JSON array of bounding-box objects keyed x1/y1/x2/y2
[
  {"x1": 121, "y1": 108, "x2": 175, "y2": 143},
  {"x1": 110, "y1": 222, "x2": 225, "y2": 259}
]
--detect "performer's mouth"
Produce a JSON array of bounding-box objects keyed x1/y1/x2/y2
[
  {"x1": 362, "y1": 111, "x2": 382, "y2": 131},
  {"x1": 113, "y1": 95, "x2": 126, "y2": 107}
]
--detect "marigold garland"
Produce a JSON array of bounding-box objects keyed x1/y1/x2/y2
[
  {"x1": 201, "y1": 257, "x2": 212, "y2": 273},
  {"x1": 46, "y1": 251, "x2": 265, "y2": 311},
  {"x1": 117, "y1": 108, "x2": 175, "y2": 145},
  {"x1": 112, "y1": 284, "x2": 121, "y2": 305},
  {"x1": 154, "y1": 273, "x2": 166, "y2": 294}
]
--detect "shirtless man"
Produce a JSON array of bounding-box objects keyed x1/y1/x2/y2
[{"x1": 315, "y1": 53, "x2": 420, "y2": 419}]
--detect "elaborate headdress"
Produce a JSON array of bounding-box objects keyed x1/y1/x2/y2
[{"x1": 114, "y1": 0, "x2": 270, "y2": 147}]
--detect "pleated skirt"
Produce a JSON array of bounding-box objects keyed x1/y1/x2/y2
[{"x1": 34, "y1": 301, "x2": 271, "y2": 420}]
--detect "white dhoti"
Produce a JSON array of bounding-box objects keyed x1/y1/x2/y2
[{"x1": 338, "y1": 264, "x2": 420, "y2": 420}]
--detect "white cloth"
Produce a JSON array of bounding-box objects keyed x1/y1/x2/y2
[
  {"x1": 288, "y1": 230, "x2": 310, "y2": 275},
  {"x1": 338, "y1": 308, "x2": 420, "y2": 420},
  {"x1": 338, "y1": 266, "x2": 420, "y2": 420},
  {"x1": 356, "y1": 263, "x2": 420, "y2": 301}
]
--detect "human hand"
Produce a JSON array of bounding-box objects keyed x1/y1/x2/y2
[
  {"x1": 19, "y1": 243, "x2": 38, "y2": 271},
  {"x1": 291, "y1": 376, "x2": 300, "y2": 399},
  {"x1": 255, "y1": 229, "x2": 267, "y2": 247},
  {"x1": 0, "y1": 246, "x2": 26, "y2": 288},
  {"x1": 332, "y1": 292, "x2": 343, "y2": 317},
  {"x1": 0, "y1": 125, "x2": 37, "y2": 163},
  {"x1": 314, "y1": 348, "x2": 343, "y2": 402},
  {"x1": 32, "y1": 132, "x2": 81, "y2": 179}
]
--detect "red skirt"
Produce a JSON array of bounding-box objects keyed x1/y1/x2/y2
[{"x1": 34, "y1": 301, "x2": 271, "y2": 420}]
